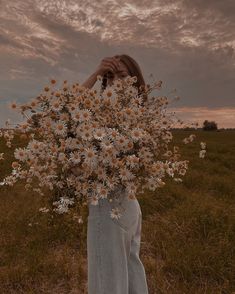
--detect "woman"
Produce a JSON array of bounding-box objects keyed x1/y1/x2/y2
[{"x1": 82, "y1": 54, "x2": 149, "y2": 294}]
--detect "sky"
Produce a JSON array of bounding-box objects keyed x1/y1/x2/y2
[{"x1": 0, "y1": 0, "x2": 235, "y2": 128}]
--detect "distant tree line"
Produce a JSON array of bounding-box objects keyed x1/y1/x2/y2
[{"x1": 202, "y1": 120, "x2": 218, "y2": 131}]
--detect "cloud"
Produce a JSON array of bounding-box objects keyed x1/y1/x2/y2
[
  {"x1": 169, "y1": 106, "x2": 235, "y2": 128},
  {"x1": 0, "y1": 0, "x2": 234, "y2": 127}
]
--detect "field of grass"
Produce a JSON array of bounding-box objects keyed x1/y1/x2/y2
[{"x1": 0, "y1": 130, "x2": 235, "y2": 293}]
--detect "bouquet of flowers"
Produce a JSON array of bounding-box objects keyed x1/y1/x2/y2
[{"x1": 0, "y1": 75, "x2": 206, "y2": 222}]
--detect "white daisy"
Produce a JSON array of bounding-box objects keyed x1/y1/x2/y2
[
  {"x1": 83, "y1": 147, "x2": 97, "y2": 163},
  {"x1": 126, "y1": 182, "x2": 137, "y2": 194},
  {"x1": 90, "y1": 195, "x2": 99, "y2": 206},
  {"x1": 189, "y1": 134, "x2": 196, "y2": 142},
  {"x1": 119, "y1": 167, "x2": 135, "y2": 181},
  {"x1": 51, "y1": 100, "x2": 63, "y2": 112},
  {"x1": 166, "y1": 167, "x2": 174, "y2": 177},
  {"x1": 54, "y1": 121, "x2": 67, "y2": 136},
  {"x1": 28, "y1": 139, "x2": 41, "y2": 153},
  {"x1": 107, "y1": 128, "x2": 120, "y2": 140},
  {"x1": 93, "y1": 128, "x2": 106, "y2": 140},
  {"x1": 114, "y1": 135, "x2": 128, "y2": 149},
  {"x1": 102, "y1": 86, "x2": 117, "y2": 101},
  {"x1": 200, "y1": 142, "x2": 206, "y2": 149},
  {"x1": 71, "y1": 109, "x2": 82, "y2": 122},
  {"x1": 130, "y1": 128, "x2": 143, "y2": 142},
  {"x1": 97, "y1": 184, "x2": 109, "y2": 199},
  {"x1": 69, "y1": 151, "x2": 81, "y2": 164},
  {"x1": 100, "y1": 138, "x2": 114, "y2": 149},
  {"x1": 125, "y1": 85, "x2": 138, "y2": 97},
  {"x1": 183, "y1": 138, "x2": 190, "y2": 144},
  {"x1": 199, "y1": 150, "x2": 206, "y2": 158},
  {"x1": 80, "y1": 109, "x2": 92, "y2": 122},
  {"x1": 110, "y1": 207, "x2": 122, "y2": 220},
  {"x1": 174, "y1": 178, "x2": 183, "y2": 182},
  {"x1": 14, "y1": 147, "x2": 28, "y2": 162},
  {"x1": 113, "y1": 79, "x2": 123, "y2": 91},
  {"x1": 81, "y1": 129, "x2": 93, "y2": 141}
]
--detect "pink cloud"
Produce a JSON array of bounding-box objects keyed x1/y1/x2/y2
[{"x1": 168, "y1": 106, "x2": 235, "y2": 128}]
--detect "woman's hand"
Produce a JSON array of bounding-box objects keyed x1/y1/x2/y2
[
  {"x1": 81, "y1": 56, "x2": 121, "y2": 89},
  {"x1": 95, "y1": 56, "x2": 121, "y2": 77}
]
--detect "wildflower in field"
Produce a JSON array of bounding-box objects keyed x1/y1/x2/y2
[
  {"x1": 39, "y1": 207, "x2": 50, "y2": 213},
  {"x1": 200, "y1": 142, "x2": 206, "y2": 149},
  {"x1": 189, "y1": 134, "x2": 196, "y2": 141},
  {"x1": 73, "y1": 214, "x2": 83, "y2": 224},
  {"x1": 53, "y1": 197, "x2": 74, "y2": 214},
  {"x1": 199, "y1": 150, "x2": 206, "y2": 158},
  {"x1": 174, "y1": 178, "x2": 183, "y2": 182},
  {"x1": 162, "y1": 131, "x2": 173, "y2": 142},
  {"x1": 0, "y1": 153, "x2": 4, "y2": 160},
  {"x1": 179, "y1": 168, "x2": 187, "y2": 176}
]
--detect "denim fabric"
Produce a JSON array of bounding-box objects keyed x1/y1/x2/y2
[{"x1": 87, "y1": 186, "x2": 149, "y2": 294}]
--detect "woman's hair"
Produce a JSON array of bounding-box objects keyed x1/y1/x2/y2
[{"x1": 101, "y1": 54, "x2": 147, "y2": 102}]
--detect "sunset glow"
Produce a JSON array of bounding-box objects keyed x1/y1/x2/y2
[{"x1": 0, "y1": 0, "x2": 234, "y2": 127}]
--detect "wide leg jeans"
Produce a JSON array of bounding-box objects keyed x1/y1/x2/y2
[{"x1": 87, "y1": 186, "x2": 149, "y2": 294}]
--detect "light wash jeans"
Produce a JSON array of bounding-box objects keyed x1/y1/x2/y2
[{"x1": 87, "y1": 185, "x2": 149, "y2": 294}]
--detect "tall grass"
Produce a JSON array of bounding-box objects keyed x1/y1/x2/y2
[{"x1": 0, "y1": 130, "x2": 235, "y2": 293}]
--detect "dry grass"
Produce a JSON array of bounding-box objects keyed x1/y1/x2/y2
[{"x1": 0, "y1": 130, "x2": 235, "y2": 293}]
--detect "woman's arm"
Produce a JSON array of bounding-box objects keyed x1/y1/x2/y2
[
  {"x1": 81, "y1": 69, "x2": 101, "y2": 89},
  {"x1": 81, "y1": 57, "x2": 121, "y2": 89}
]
